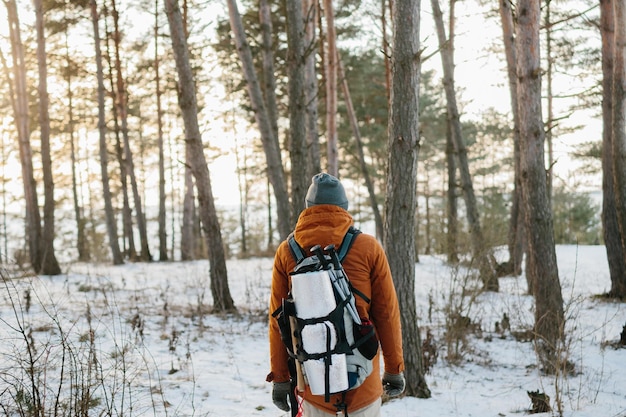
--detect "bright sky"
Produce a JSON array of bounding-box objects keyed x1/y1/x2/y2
[
  {"x1": 0, "y1": 0, "x2": 603, "y2": 212},
  {"x1": 419, "y1": 0, "x2": 602, "y2": 191}
]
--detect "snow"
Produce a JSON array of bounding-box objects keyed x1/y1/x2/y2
[{"x1": 0, "y1": 245, "x2": 624, "y2": 417}]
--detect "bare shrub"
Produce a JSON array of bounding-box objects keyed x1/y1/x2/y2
[
  {"x1": 441, "y1": 263, "x2": 483, "y2": 364},
  {"x1": 0, "y1": 267, "x2": 173, "y2": 416}
]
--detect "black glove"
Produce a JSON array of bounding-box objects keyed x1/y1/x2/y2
[
  {"x1": 382, "y1": 372, "x2": 405, "y2": 397},
  {"x1": 271, "y1": 381, "x2": 291, "y2": 411}
]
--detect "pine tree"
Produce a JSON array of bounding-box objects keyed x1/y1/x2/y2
[
  {"x1": 165, "y1": 0, "x2": 234, "y2": 312},
  {"x1": 516, "y1": 0, "x2": 565, "y2": 372},
  {"x1": 384, "y1": 0, "x2": 430, "y2": 399}
]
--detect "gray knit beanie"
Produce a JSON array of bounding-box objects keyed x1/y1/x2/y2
[{"x1": 305, "y1": 173, "x2": 349, "y2": 210}]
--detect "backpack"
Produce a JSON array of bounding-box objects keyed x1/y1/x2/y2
[{"x1": 272, "y1": 227, "x2": 379, "y2": 406}]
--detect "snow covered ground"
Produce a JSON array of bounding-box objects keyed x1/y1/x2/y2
[{"x1": 0, "y1": 245, "x2": 624, "y2": 416}]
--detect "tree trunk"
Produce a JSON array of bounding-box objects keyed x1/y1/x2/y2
[
  {"x1": 231, "y1": 108, "x2": 248, "y2": 256},
  {"x1": 181, "y1": 155, "x2": 195, "y2": 260},
  {"x1": 431, "y1": 0, "x2": 498, "y2": 290},
  {"x1": 64, "y1": 21, "x2": 90, "y2": 263},
  {"x1": 601, "y1": 0, "x2": 626, "y2": 298},
  {"x1": 286, "y1": 0, "x2": 308, "y2": 225},
  {"x1": 103, "y1": 15, "x2": 136, "y2": 260},
  {"x1": 303, "y1": 0, "x2": 321, "y2": 179},
  {"x1": 165, "y1": 0, "x2": 235, "y2": 312},
  {"x1": 384, "y1": 0, "x2": 430, "y2": 399},
  {"x1": 33, "y1": 0, "x2": 61, "y2": 275},
  {"x1": 445, "y1": 113, "x2": 458, "y2": 263},
  {"x1": 423, "y1": 172, "x2": 431, "y2": 255},
  {"x1": 516, "y1": 0, "x2": 564, "y2": 372},
  {"x1": 5, "y1": 0, "x2": 43, "y2": 272},
  {"x1": 323, "y1": 0, "x2": 339, "y2": 176},
  {"x1": 226, "y1": 0, "x2": 290, "y2": 240},
  {"x1": 117, "y1": 144, "x2": 136, "y2": 259},
  {"x1": 612, "y1": 0, "x2": 626, "y2": 298},
  {"x1": 90, "y1": 0, "x2": 123, "y2": 265},
  {"x1": 499, "y1": 0, "x2": 524, "y2": 278},
  {"x1": 267, "y1": 177, "x2": 274, "y2": 248},
  {"x1": 382, "y1": 0, "x2": 392, "y2": 105},
  {"x1": 0, "y1": 49, "x2": 12, "y2": 262},
  {"x1": 155, "y1": 0, "x2": 168, "y2": 261},
  {"x1": 337, "y1": 54, "x2": 384, "y2": 239},
  {"x1": 111, "y1": 0, "x2": 152, "y2": 261},
  {"x1": 259, "y1": 0, "x2": 279, "y2": 142},
  {"x1": 258, "y1": 0, "x2": 287, "y2": 239},
  {"x1": 167, "y1": 131, "x2": 176, "y2": 260},
  {"x1": 0, "y1": 125, "x2": 7, "y2": 262},
  {"x1": 544, "y1": 0, "x2": 555, "y2": 201}
]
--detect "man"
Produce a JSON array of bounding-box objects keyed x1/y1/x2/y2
[{"x1": 267, "y1": 173, "x2": 405, "y2": 417}]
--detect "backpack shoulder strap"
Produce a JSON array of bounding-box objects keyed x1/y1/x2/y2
[
  {"x1": 287, "y1": 233, "x2": 306, "y2": 264},
  {"x1": 337, "y1": 226, "x2": 361, "y2": 261},
  {"x1": 287, "y1": 226, "x2": 361, "y2": 263},
  {"x1": 338, "y1": 226, "x2": 370, "y2": 304}
]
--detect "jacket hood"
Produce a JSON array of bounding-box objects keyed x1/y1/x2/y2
[{"x1": 293, "y1": 205, "x2": 353, "y2": 252}]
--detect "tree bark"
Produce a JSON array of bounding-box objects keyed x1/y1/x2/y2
[
  {"x1": 155, "y1": 0, "x2": 168, "y2": 261},
  {"x1": 226, "y1": 0, "x2": 291, "y2": 240},
  {"x1": 445, "y1": 113, "x2": 458, "y2": 263},
  {"x1": 323, "y1": 0, "x2": 339, "y2": 176},
  {"x1": 0, "y1": 120, "x2": 7, "y2": 262},
  {"x1": 337, "y1": 54, "x2": 384, "y2": 240},
  {"x1": 544, "y1": 0, "x2": 555, "y2": 201},
  {"x1": 5, "y1": 0, "x2": 43, "y2": 272},
  {"x1": 382, "y1": 0, "x2": 392, "y2": 106},
  {"x1": 165, "y1": 0, "x2": 235, "y2": 312},
  {"x1": 181, "y1": 157, "x2": 196, "y2": 260},
  {"x1": 303, "y1": 0, "x2": 321, "y2": 179},
  {"x1": 384, "y1": 0, "x2": 430, "y2": 399},
  {"x1": 103, "y1": 12, "x2": 136, "y2": 260},
  {"x1": 33, "y1": 0, "x2": 61, "y2": 275},
  {"x1": 611, "y1": 0, "x2": 626, "y2": 298},
  {"x1": 173, "y1": 0, "x2": 196, "y2": 262},
  {"x1": 167, "y1": 129, "x2": 176, "y2": 260},
  {"x1": 286, "y1": 0, "x2": 308, "y2": 225},
  {"x1": 516, "y1": 0, "x2": 564, "y2": 372},
  {"x1": 64, "y1": 19, "x2": 90, "y2": 263},
  {"x1": 259, "y1": 0, "x2": 279, "y2": 142},
  {"x1": 111, "y1": 0, "x2": 152, "y2": 261},
  {"x1": 0, "y1": 49, "x2": 13, "y2": 263},
  {"x1": 601, "y1": 0, "x2": 626, "y2": 298},
  {"x1": 431, "y1": 0, "x2": 498, "y2": 290},
  {"x1": 90, "y1": 0, "x2": 123, "y2": 265},
  {"x1": 499, "y1": 0, "x2": 524, "y2": 278},
  {"x1": 230, "y1": 105, "x2": 248, "y2": 256}
]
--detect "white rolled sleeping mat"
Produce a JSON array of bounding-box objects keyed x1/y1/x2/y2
[{"x1": 291, "y1": 270, "x2": 349, "y2": 395}]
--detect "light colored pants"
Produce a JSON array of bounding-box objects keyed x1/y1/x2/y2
[{"x1": 302, "y1": 398, "x2": 382, "y2": 417}]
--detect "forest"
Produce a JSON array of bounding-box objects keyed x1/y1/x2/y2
[{"x1": 1, "y1": 0, "x2": 625, "y2": 412}]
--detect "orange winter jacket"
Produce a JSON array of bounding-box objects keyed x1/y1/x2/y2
[{"x1": 268, "y1": 205, "x2": 404, "y2": 414}]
